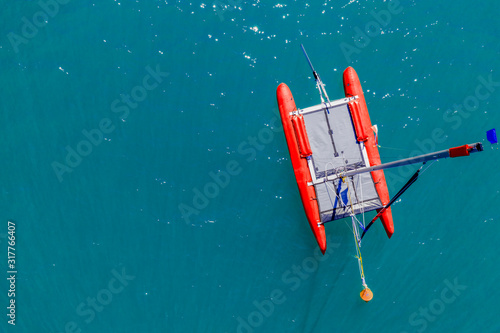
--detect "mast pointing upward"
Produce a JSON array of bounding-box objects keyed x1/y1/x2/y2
[{"x1": 301, "y1": 44, "x2": 330, "y2": 103}]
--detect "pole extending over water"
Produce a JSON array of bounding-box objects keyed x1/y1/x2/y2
[{"x1": 313, "y1": 142, "x2": 483, "y2": 184}]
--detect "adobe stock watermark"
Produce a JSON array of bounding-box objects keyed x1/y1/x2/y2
[
  {"x1": 401, "y1": 278, "x2": 467, "y2": 333},
  {"x1": 178, "y1": 114, "x2": 283, "y2": 225},
  {"x1": 55, "y1": 266, "x2": 135, "y2": 333},
  {"x1": 51, "y1": 65, "x2": 169, "y2": 182},
  {"x1": 385, "y1": 73, "x2": 500, "y2": 193},
  {"x1": 212, "y1": 0, "x2": 242, "y2": 21},
  {"x1": 7, "y1": 0, "x2": 71, "y2": 53},
  {"x1": 235, "y1": 236, "x2": 341, "y2": 333},
  {"x1": 340, "y1": 0, "x2": 403, "y2": 63}
]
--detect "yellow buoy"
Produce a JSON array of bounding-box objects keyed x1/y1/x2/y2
[{"x1": 360, "y1": 287, "x2": 373, "y2": 302}]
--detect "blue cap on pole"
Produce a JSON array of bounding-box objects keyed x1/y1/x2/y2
[{"x1": 487, "y1": 128, "x2": 497, "y2": 144}]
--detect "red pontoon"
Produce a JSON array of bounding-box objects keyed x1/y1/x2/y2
[{"x1": 276, "y1": 45, "x2": 483, "y2": 300}]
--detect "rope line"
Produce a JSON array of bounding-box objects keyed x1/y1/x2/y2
[
  {"x1": 319, "y1": 148, "x2": 369, "y2": 292},
  {"x1": 345, "y1": 174, "x2": 368, "y2": 289}
]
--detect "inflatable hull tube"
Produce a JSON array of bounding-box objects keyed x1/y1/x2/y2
[
  {"x1": 343, "y1": 67, "x2": 394, "y2": 238},
  {"x1": 277, "y1": 83, "x2": 327, "y2": 253}
]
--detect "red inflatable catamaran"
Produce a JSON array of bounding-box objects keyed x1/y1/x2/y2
[
  {"x1": 277, "y1": 59, "x2": 396, "y2": 254},
  {"x1": 276, "y1": 46, "x2": 483, "y2": 300},
  {"x1": 278, "y1": 65, "x2": 397, "y2": 254},
  {"x1": 277, "y1": 46, "x2": 482, "y2": 302}
]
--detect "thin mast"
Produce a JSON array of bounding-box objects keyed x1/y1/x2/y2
[
  {"x1": 301, "y1": 44, "x2": 338, "y2": 156},
  {"x1": 301, "y1": 44, "x2": 331, "y2": 103}
]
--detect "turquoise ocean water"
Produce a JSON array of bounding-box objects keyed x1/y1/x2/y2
[{"x1": 1, "y1": 1, "x2": 499, "y2": 332}]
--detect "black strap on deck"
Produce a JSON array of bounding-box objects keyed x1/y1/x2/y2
[{"x1": 323, "y1": 107, "x2": 339, "y2": 157}]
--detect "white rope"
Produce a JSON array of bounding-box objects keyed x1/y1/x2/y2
[
  {"x1": 321, "y1": 153, "x2": 367, "y2": 246},
  {"x1": 421, "y1": 159, "x2": 438, "y2": 175},
  {"x1": 322, "y1": 153, "x2": 369, "y2": 289},
  {"x1": 351, "y1": 216, "x2": 366, "y2": 286}
]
